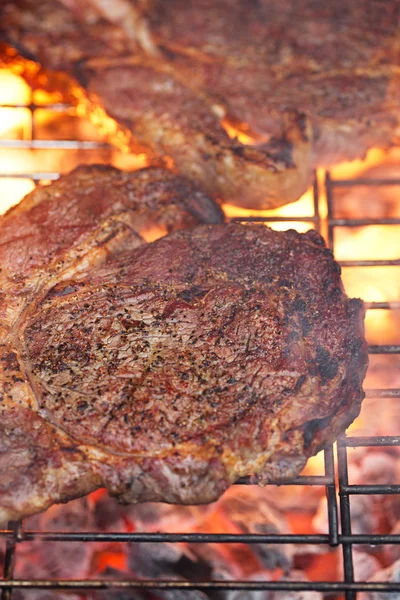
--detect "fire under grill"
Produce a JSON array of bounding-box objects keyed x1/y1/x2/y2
[{"x1": 0, "y1": 72, "x2": 400, "y2": 600}]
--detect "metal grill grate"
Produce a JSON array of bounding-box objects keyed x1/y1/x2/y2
[{"x1": 0, "y1": 77, "x2": 400, "y2": 600}]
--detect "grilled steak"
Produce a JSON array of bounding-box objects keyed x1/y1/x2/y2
[
  {"x1": 2, "y1": 0, "x2": 400, "y2": 209},
  {"x1": 3, "y1": 0, "x2": 399, "y2": 208},
  {"x1": 0, "y1": 167, "x2": 367, "y2": 523}
]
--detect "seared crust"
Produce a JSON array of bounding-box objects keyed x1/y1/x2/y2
[
  {"x1": 0, "y1": 163, "x2": 222, "y2": 291},
  {"x1": 0, "y1": 165, "x2": 223, "y2": 522},
  {"x1": 1, "y1": 0, "x2": 312, "y2": 209},
  {"x1": 0, "y1": 217, "x2": 367, "y2": 523},
  {"x1": 2, "y1": 0, "x2": 400, "y2": 208}
]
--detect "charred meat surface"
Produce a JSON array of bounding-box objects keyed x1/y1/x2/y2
[
  {"x1": 0, "y1": 163, "x2": 223, "y2": 296},
  {"x1": 3, "y1": 0, "x2": 399, "y2": 208},
  {"x1": 0, "y1": 168, "x2": 367, "y2": 523},
  {"x1": 0, "y1": 164, "x2": 223, "y2": 522}
]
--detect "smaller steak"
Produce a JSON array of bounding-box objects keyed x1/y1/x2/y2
[
  {"x1": 0, "y1": 220, "x2": 367, "y2": 524},
  {"x1": 0, "y1": 163, "x2": 223, "y2": 330}
]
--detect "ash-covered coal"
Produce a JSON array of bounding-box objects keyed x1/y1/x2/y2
[
  {"x1": 359, "y1": 559, "x2": 400, "y2": 600},
  {"x1": 6, "y1": 486, "x2": 332, "y2": 600},
  {"x1": 14, "y1": 498, "x2": 96, "y2": 581},
  {"x1": 314, "y1": 450, "x2": 400, "y2": 543},
  {"x1": 7, "y1": 463, "x2": 400, "y2": 600}
]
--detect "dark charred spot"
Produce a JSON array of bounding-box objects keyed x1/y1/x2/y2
[
  {"x1": 177, "y1": 286, "x2": 208, "y2": 303},
  {"x1": 292, "y1": 297, "x2": 306, "y2": 313},
  {"x1": 332, "y1": 262, "x2": 342, "y2": 275},
  {"x1": 293, "y1": 374, "x2": 307, "y2": 394},
  {"x1": 296, "y1": 112, "x2": 309, "y2": 142},
  {"x1": 72, "y1": 58, "x2": 91, "y2": 88},
  {"x1": 303, "y1": 414, "x2": 332, "y2": 449},
  {"x1": 329, "y1": 287, "x2": 342, "y2": 301},
  {"x1": 61, "y1": 446, "x2": 78, "y2": 454},
  {"x1": 350, "y1": 337, "x2": 366, "y2": 361},
  {"x1": 351, "y1": 371, "x2": 363, "y2": 393},
  {"x1": 278, "y1": 279, "x2": 292, "y2": 288},
  {"x1": 323, "y1": 248, "x2": 334, "y2": 260},
  {"x1": 304, "y1": 230, "x2": 326, "y2": 247},
  {"x1": 45, "y1": 282, "x2": 85, "y2": 301},
  {"x1": 301, "y1": 316, "x2": 312, "y2": 337},
  {"x1": 315, "y1": 346, "x2": 338, "y2": 380},
  {"x1": 1, "y1": 352, "x2": 19, "y2": 370}
]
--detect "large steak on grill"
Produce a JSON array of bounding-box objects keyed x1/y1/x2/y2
[
  {"x1": 0, "y1": 169, "x2": 367, "y2": 522},
  {"x1": 1, "y1": 0, "x2": 400, "y2": 208}
]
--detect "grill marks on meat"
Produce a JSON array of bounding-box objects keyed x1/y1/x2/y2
[
  {"x1": 0, "y1": 173, "x2": 367, "y2": 524},
  {"x1": 2, "y1": 0, "x2": 400, "y2": 208}
]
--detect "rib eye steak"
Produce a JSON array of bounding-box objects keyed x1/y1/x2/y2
[
  {"x1": 0, "y1": 168, "x2": 367, "y2": 522},
  {"x1": 2, "y1": 0, "x2": 399, "y2": 208}
]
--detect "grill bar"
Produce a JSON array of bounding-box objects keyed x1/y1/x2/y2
[
  {"x1": 339, "y1": 260, "x2": 400, "y2": 267},
  {"x1": 368, "y1": 345, "x2": 400, "y2": 353},
  {"x1": 2, "y1": 530, "x2": 400, "y2": 546},
  {"x1": 329, "y1": 177, "x2": 400, "y2": 187},
  {"x1": 0, "y1": 579, "x2": 400, "y2": 592},
  {"x1": 232, "y1": 216, "x2": 318, "y2": 223},
  {"x1": 365, "y1": 388, "x2": 400, "y2": 397},
  {"x1": 236, "y1": 474, "x2": 331, "y2": 485},
  {"x1": 365, "y1": 302, "x2": 400, "y2": 309},
  {"x1": 0, "y1": 523, "x2": 21, "y2": 600},
  {"x1": 341, "y1": 484, "x2": 400, "y2": 495},
  {"x1": 324, "y1": 444, "x2": 340, "y2": 546},
  {"x1": 337, "y1": 443, "x2": 356, "y2": 600},
  {"x1": 331, "y1": 217, "x2": 400, "y2": 226},
  {"x1": 0, "y1": 531, "x2": 332, "y2": 544},
  {"x1": 341, "y1": 435, "x2": 400, "y2": 447}
]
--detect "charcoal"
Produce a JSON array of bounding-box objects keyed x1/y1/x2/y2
[
  {"x1": 152, "y1": 588, "x2": 210, "y2": 600},
  {"x1": 13, "y1": 593, "x2": 81, "y2": 600},
  {"x1": 212, "y1": 570, "x2": 323, "y2": 600},
  {"x1": 383, "y1": 521, "x2": 400, "y2": 565},
  {"x1": 211, "y1": 570, "x2": 272, "y2": 600},
  {"x1": 95, "y1": 495, "x2": 211, "y2": 534},
  {"x1": 315, "y1": 449, "x2": 399, "y2": 540},
  {"x1": 128, "y1": 542, "x2": 209, "y2": 600},
  {"x1": 215, "y1": 488, "x2": 293, "y2": 571},
  {"x1": 94, "y1": 593, "x2": 145, "y2": 600},
  {"x1": 15, "y1": 499, "x2": 96, "y2": 579},
  {"x1": 234, "y1": 521, "x2": 292, "y2": 571},
  {"x1": 95, "y1": 495, "x2": 134, "y2": 531},
  {"x1": 129, "y1": 542, "x2": 206, "y2": 579},
  {"x1": 356, "y1": 452, "x2": 399, "y2": 486},
  {"x1": 338, "y1": 551, "x2": 381, "y2": 583},
  {"x1": 269, "y1": 571, "x2": 323, "y2": 600},
  {"x1": 92, "y1": 566, "x2": 146, "y2": 600},
  {"x1": 358, "y1": 558, "x2": 400, "y2": 600}
]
